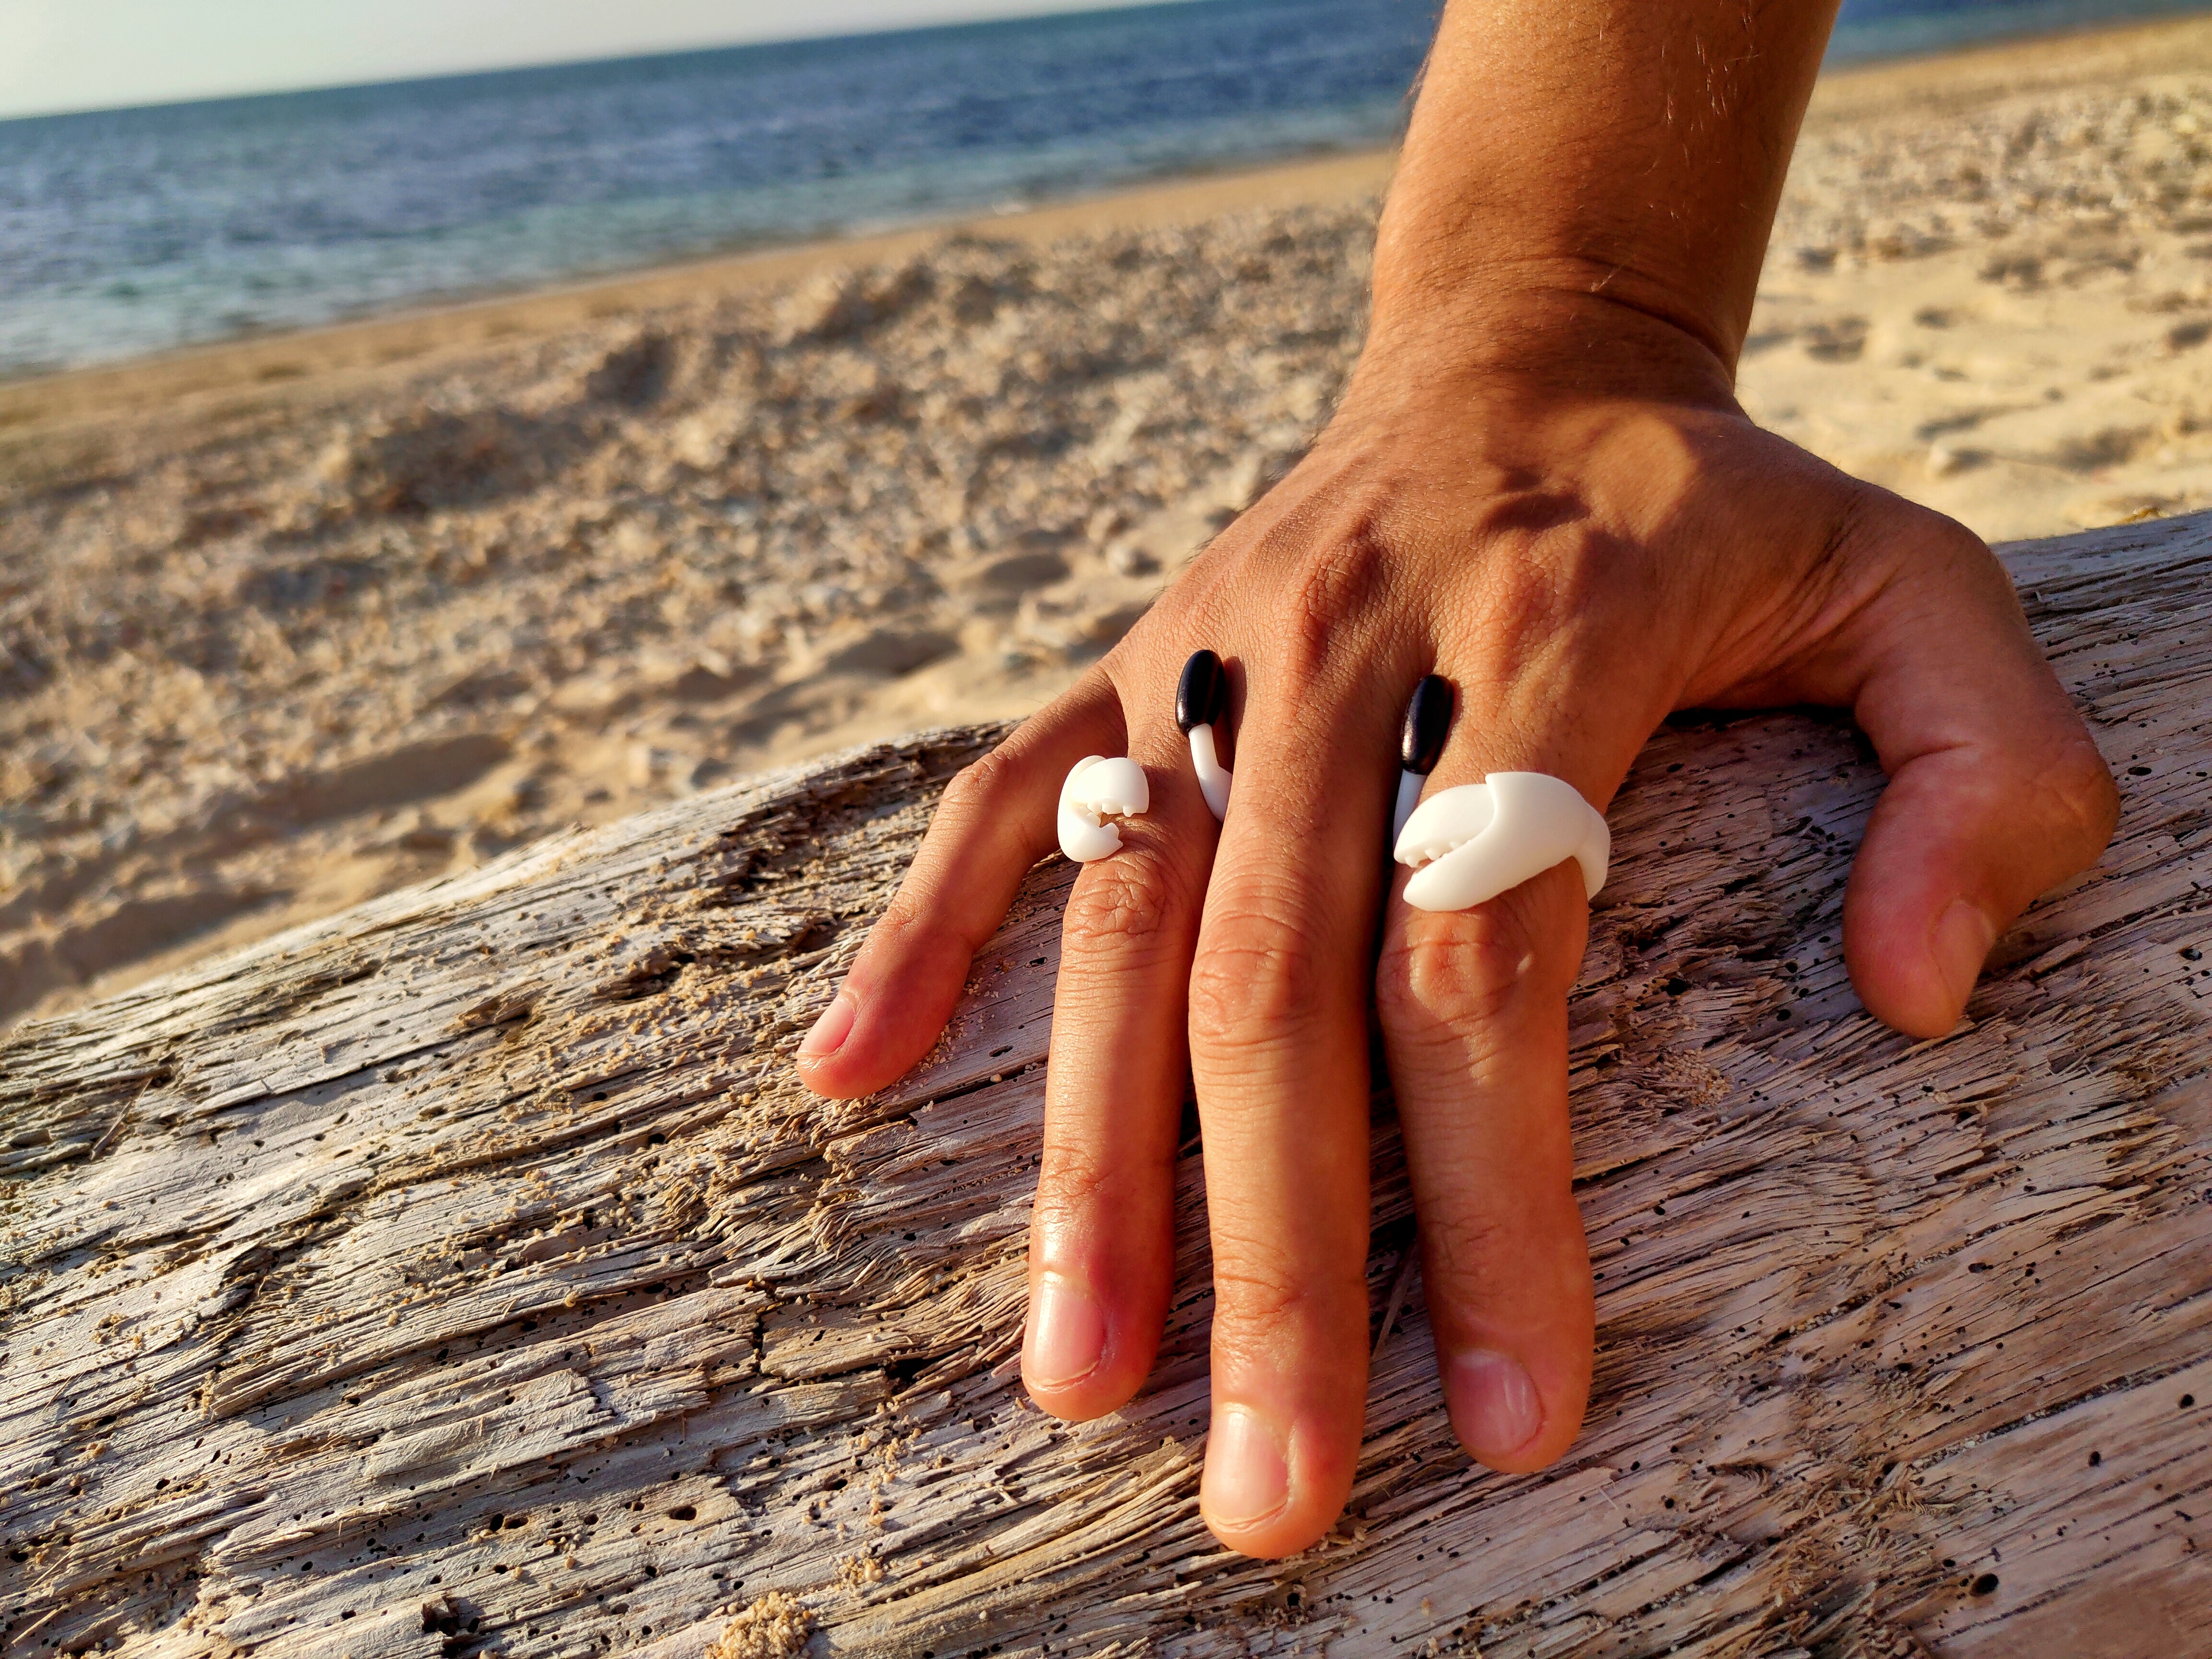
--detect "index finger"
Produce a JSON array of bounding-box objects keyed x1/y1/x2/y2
[{"x1": 796, "y1": 675, "x2": 1124, "y2": 1099}]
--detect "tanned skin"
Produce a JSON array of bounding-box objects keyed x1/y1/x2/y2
[{"x1": 797, "y1": 0, "x2": 2119, "y2": 1558}]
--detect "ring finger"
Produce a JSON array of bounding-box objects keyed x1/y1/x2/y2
[{"x1": 1377, "y1": 685, "x2": 1627, "y2": 1473}]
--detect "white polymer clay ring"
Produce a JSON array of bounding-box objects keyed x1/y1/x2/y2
[
  {"x1": 1393, "y1": 772, "x2": 1611, "y2": 913},
  {"x1": 1058, "y1": 755, "x2": 1150, "y2": 863}
]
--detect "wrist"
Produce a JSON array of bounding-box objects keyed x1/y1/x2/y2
[
  {"x1": 1358, "y1": 0, "x2": 1832, "y2": 407},
  {"x1": 1342, "y1": 267, "x2": 1741, "y2": 428}
]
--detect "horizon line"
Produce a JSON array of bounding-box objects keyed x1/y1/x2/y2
[{"x1": 0, "y1": 0, "x2": 1200, "y2": 125}]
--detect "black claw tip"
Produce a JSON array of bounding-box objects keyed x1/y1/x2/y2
[
  {"x1": 1176, "y1": 649, "x2": 1228, "y2": 733},
  {"x1": 1400, "y1": 674, "x2": 1453, "y2": 774}
]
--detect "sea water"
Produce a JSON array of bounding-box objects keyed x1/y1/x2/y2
[{"x1": 2, "y1": 0, "x2": 2206, "y2": 379}]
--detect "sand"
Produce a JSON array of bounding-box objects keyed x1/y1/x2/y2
[{"x1": 8, "y1": 16, "x2": 2212, "y2": 1031}]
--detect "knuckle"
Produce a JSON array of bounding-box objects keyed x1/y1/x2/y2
[
  {"x1": 1454, "y1": 524, "x2": 1629, "y2": 678},
  {"x1": 1376, "y1": 891, "x2": 1566, "y2": 1038},
  {"x1": 1267, "y1": 527, "x2": 1390, "y2": 685},
  {"x1": 1471, "y1": 564, "x2": 1573, "y2": 670},
  {"x1": 1414, "y1": 1209, "x2": 1512, "y2": 1291},
  {"x1": 2040, "y1": 730, "x2": 2123, "y2": 848},
  {"x1": 1187, "y1": 899, "x2": 1327, "y2": 1050},
  {"x1": 1806, "y1": 473, "x2": 1889, "y2": 569},
  {"x1": 1033, "y1": 1137, "x2": 1118, "y2": 1233},
  {"x1": 1908, "y1": 501, "x2": 1995, "y2": 559},
  {"x1": 1377, "y1": 922, "x2": 1525, "y2": 1033},
  {"x1": 1205, "y1": 1250, "x2": 1320, "y2": 1343},
  {"x1": 1061, "y1": 846, "x2": 1194, "y2": 959},
  {"x1": 875, "y1": 861, "x2": 966, "y2": 947},
  {"x1": 1912, "y1": 515, "x2": 2010, "y2": 600},
  {"x1": 937, "y1": 745, "x2": 1022, "y2": 827},
  {"x1": 871, "y1": 888, "x2": 929, "y2": 947},
  {"x1": 1852, "y1": 492, "x2": 1989, "y2": 578},
  {"x1": 866, "y1": 879, "x2": 981, "y2": 973}
]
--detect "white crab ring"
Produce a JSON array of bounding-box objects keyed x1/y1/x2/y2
[
  {"x1": 1058, "y1": 755, "x2": 1150, "y2": 863},
  {"x1": 1393, "y1": 773, "x2": 1610, "y2": 913}
]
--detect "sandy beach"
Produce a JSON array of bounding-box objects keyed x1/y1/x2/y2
[{"x1": 9, "y1": 14, "x2": 2212, "y2": 1031}]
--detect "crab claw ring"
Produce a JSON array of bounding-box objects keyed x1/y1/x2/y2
[
  {"x1": 1393, "y1": 772, "x2": 1611, "y2": 912},
  {"x1": 1058, "y1": 755, "x2": 1151, "y2": 863}
]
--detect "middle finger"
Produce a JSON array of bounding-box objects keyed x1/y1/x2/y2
[{"x1": 1187, "y1": 635, "x2": 1405, "y2": 1558}]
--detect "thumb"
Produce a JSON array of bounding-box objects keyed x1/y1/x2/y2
[{"x1": 1830, "y1": 514, "x2": 2119, "y2": 1038}]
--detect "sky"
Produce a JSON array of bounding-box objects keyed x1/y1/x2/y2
[{"x1": 0, "y1": 0, "x2": 1173, "y2": 120}]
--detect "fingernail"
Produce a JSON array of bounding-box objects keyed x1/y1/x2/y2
[
  {"x1": 1932, "y1": 899, "x2": 1997, "y2": 1014},
  {"x1": 797, "y1": 992, "x2": 855, "y2": 1060},
  {"x1": 1447, "y1": 1349, "x2": 1543, "y2": 1462},
  {"x1": 1022, "y1": 1281, "x2": 1106, "y2": 1391},
  {"x1": 1201, "y1": 1405, "x2": 1291, "y2": 1528}
]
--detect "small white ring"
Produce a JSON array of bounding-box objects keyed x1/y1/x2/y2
[
  {"x1": 1392, "y1": 773, "x2": 1610, "y2": 912},
  {"x1": 1058, "y1": 756, "x2": 1150, "y2": 863}
]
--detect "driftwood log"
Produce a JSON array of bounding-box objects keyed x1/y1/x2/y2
[{"x1": 6, "y1": 511, "x2": 2212, "y2": 1659}]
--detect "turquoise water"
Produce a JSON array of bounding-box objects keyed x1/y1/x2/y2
[{"x1": 2, "y1": 0, "x2": 2207, "y2": 379}]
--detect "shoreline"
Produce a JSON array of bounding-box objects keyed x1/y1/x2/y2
[
  {"x1": 13, "y1": 8, "x2": 2212, "y2": 1031},
  {"x1": 1824, "y1": 0, "x2": 2212, "y2": 70},
  {"x1": 0, "y1": 148, "x2": 1397, "y2": 437},
  {"x1": 13, "y1": 7, "x2": 2212, "y2": 434}
]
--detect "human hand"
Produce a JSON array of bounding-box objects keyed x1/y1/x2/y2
[
  {"x1": 795, "y1": 0, "x2": 2118, "y2": 1559},
  {"x1": 792, "y1": 299, "x2": 2116, "y2": 1554}
]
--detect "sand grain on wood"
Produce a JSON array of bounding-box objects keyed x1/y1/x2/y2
[{"x1": 2, "y1": 511, "x2": 2209, "y2": 1656}]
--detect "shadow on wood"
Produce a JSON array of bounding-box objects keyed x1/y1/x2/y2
[{"x1": 5, "y1": 514, "x2": 2212, "y2": 1659}]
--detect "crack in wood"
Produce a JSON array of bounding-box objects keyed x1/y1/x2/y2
[{"x1": 5, "y1": 518, "x2": 2212, "y2": 1655}]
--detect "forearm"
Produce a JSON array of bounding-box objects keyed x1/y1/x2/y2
[{"x1": 1364, "y1": 0, "x2": 1840, "y2": 393}]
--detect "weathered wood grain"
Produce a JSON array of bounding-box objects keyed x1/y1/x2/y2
[{"x1": 5, "y1": 513, "x2": 2212, "y2": 1659}]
